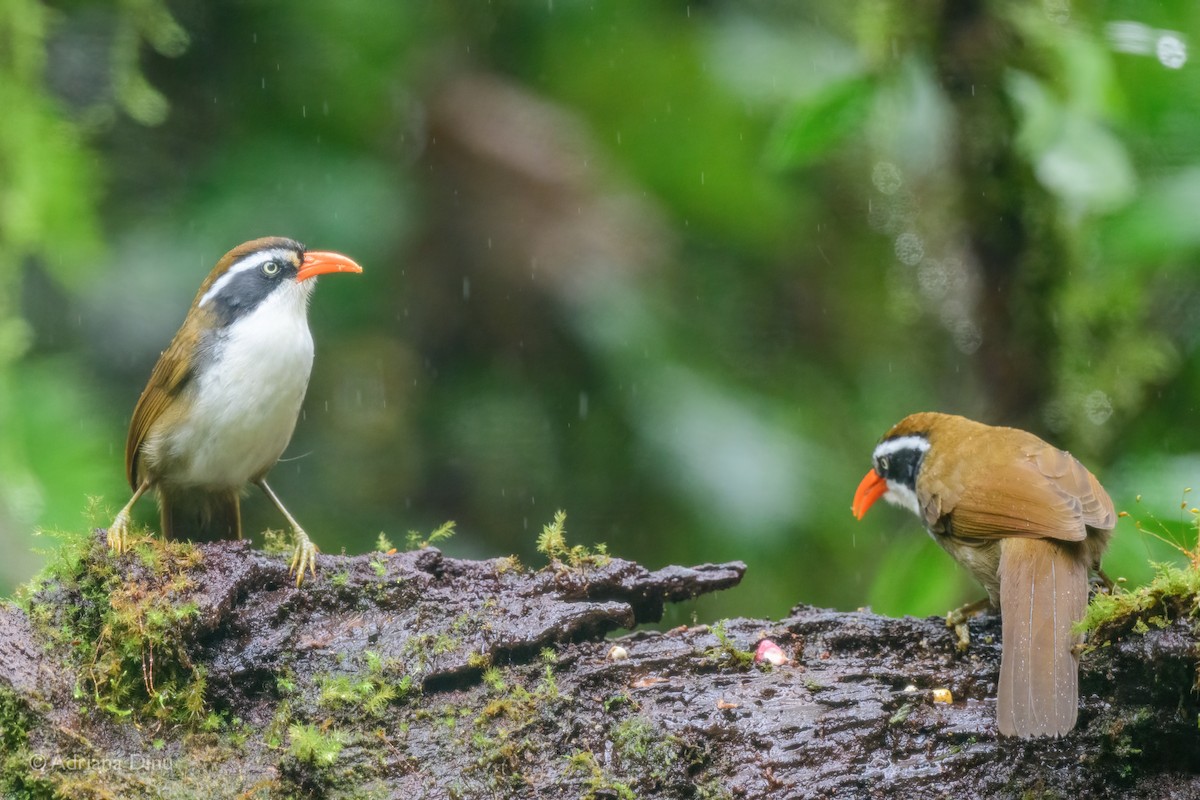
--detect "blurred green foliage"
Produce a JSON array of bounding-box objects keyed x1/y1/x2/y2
[{"x1": 3, "y1": 1, "x2": 1200, "y2": 624}]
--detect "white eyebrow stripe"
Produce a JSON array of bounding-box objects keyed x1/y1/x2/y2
[
  {"x1": 198, "y1": 248, "x2": 295, "y2": 308},
  {"x1": 872, "y1": 434, "x2": 931, "y2": 460}
]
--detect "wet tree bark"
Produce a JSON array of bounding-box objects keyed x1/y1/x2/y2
[{"x1": 0, "y1": 534, "x2": 1196, "y2": 799}]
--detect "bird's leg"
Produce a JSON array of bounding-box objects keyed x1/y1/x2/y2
[
  {"x1": 256, "y1": 479, "x2": 317, "y2": 587},
  {"x1": 946, "y1": 597, "x2": 992, "y2": 652},
  {"x1": 1094, "y1": 567, "x2": 1116, "y2": 594},
  {"x1": 107, "y1": 480, "x2": 152, "y2": 554}
]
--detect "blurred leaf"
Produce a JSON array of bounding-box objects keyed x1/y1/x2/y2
[
  {"x1": 534, "y1": 3, "x2": 794, "y2": 252},
  {"x1": 1101, "y1": 166, "x2": 1200, "y2": 262},
  {"x1": 766, "y1": 74, "x2": 875, "y2": 170},
  {"x1": 1035, "y1": 115, "x2": 1136, "y2": 212},
  {"x1": 866, "y1": 58, "x2": 952, "y2": 176},
  {"x1": 0, "y1": 356, "x2": 122, "y2": 593},
  {"x1": 1007, "y1": 5, "x2": 1120, "y2": 118},
  {"x1": 1008, "y1": 70, "x2": 1136, "y2": 213},
  {"x1": 128, "y1": 0, "x2": 190, "y2": 57},
  {"x1": 707, "y1": 14, "x2": 862, "y2": 107},
  {"x1": 0, "y1": 82, "x2": 101, "y2": 278}
]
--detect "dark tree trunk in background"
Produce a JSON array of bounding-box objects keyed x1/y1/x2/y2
[{"x1": 935, "y1": 0, "x2": 1063, "y2": 433}]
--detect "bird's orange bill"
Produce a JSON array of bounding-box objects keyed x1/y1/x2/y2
[
  {"x1": 297, "y1": 250, "x2": 364, "y2": 282},
  {"x1": 852, "y1": 469, "x2": 888, "y2": 520}
]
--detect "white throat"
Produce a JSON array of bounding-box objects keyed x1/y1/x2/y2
[{"x1": 882, "y1": 480, "x2": 921, "y2": 516}]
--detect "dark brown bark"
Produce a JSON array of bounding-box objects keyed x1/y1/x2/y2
[{"x1": 0, "y1": 533, "x2": 1196, "y2": 799}]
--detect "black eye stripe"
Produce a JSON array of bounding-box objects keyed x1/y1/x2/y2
[
  {"x1": 873, "y1": 444, "x2": 925, "y2": 490},
  {"x1": 207, "y1": 257, "x2": 298, "y2": 326}
]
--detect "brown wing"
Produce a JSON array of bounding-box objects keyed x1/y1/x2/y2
[
  {"x1": 936, "y1": 441, "x2": 1114, "y2": 542},
  {"x1": 125, "y1": 324, "x2": 201, "y2": 488},
  {"x1": 1031, "y1": 444, "x2": 1116, "y2": 530}
]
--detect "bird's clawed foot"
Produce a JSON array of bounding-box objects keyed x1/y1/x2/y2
[
  {"x1": 288, "y1": 528, "x2": 319, "y2": 587},
  {"x1": 106, "y1": 509, "x2": 132, "y2": 554},
  {"x1": 946, "y1": 597, "x2": 992, "y2": 651}
]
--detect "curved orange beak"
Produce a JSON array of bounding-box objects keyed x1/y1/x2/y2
[
  {"x1": 851, "y1": 469, "x2": 888, "y2": 520},
  {"x1": 297, "y1": 250, "x2": 364, "y2": 282}
]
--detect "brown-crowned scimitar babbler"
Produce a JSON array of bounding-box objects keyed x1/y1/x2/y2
[
  {"x1": 851, "y1": 412, "x2": 1115, "y2": 738},
  {"x1": 106, "y1": 237, "x2": 363, "y2": 586}
]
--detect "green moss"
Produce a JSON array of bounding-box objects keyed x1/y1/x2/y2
[
  {"x1": 89, "y1": 568, "x2": 204, "y2": 719},
  {"x1": 460, "y1": 650, "x2": 572, "y2": 792},
  {"x1": 405, "y1": 520, "x2": 456, "y2": 551},
  {"x1": 23, "y1": 528, "x2": 209, "y2": 725},
  {"x1": 468, "y1": 728, "x2": 534, "y2": 792},
  {"x1": 401, "y1": 630, "x2": 458, "y2": 674},
  {"x1": 696, "y1": 778, "x2": 734, "y2": 800},
  {"x1": 889, "y1": 701, "x2": 915, "y2": 725},
  {"x1": 494, "y1": 555, "x2": 525, "y2": 574},
  {"x1": 704, "y1": 620, "x2": 754, "y2": 669},
  {"x1": 603, "y1": 693, "x2": 634, "y2": 713},
  {"x1": 0, "y1": 688, "x2": 57, "y2": 800},
  {"x1": 287, "y1": 723, "x2": 346, "y2": 766},
  {"x1": 611, "y1": 717, "x2": 673, "y2": 764},
  {"x1": 259, "y1": 528, "x2": 291, "y2": 558},
  {"x1": 0, "y1": 686, "x2": 31, "y2": 753},
  {"x1": 482, "y1": 667, "x2": 506, "y2": 694},
  {"x1": 1078, "y1": 561, "x2": 1200, "y2": 641},
  {"x1": 317, "y1": 651, "x2": 415, "y2": 719},
  {"x1": 536, "y1": 510, "x2": 610, "y2": 569},
  {"x1": 607, "y1": 714, "x2": 704, "y2": 791},
  {"x1": 275, "y1": 671, "x2": 298, "y2": 696},
  {"x1": 265, "y1": 700, "x2": 294, "y2": 749},
  {"x1": 19, "y1": 528, "x2": 97, "y2": 615},
  {"x1": 566, "y1": 749, "x2": 636, "y2": 800}
]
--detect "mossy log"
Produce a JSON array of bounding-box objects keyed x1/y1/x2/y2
[{"x1": 0, "y1": 531, "x2": 1197, "y2": 799}]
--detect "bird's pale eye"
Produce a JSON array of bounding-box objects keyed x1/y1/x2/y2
[
  {"x1": 878, "y1": 456, "x2": 890, "y2": 473},
  {"x1": 262, "y1": 260, "x2": 281, "y2": 276}
]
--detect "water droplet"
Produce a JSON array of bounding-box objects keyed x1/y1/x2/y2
[
  {"x1": 1085, "y1": 390, "x2": 1113, "y2": 425},
  {"x1": 872, "y1": 161, "x2": 902, "y2": 195},
  {"x1": 1043, "y1": 400, "x2": 1068, "y2": 432},
  {"x1": 951, "y1": 319, "x2": 982, "y2": 355},
  {"x1": 1157, "y1": 33, "x2": 1187, "y2": 69},
  {"x1": 894, "y1": 232, "x2": 924, "y2": 266},
  {"x1": 917, "y1": 260, "x2": 949, "y2": 300}
]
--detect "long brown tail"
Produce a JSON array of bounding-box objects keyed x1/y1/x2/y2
[
  {"x1": 997, "y1": 537, "x2": 1088, "y2": 738},
  {"x1": 159, "y1": 489, "x2": 242, "y2": 542}
]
